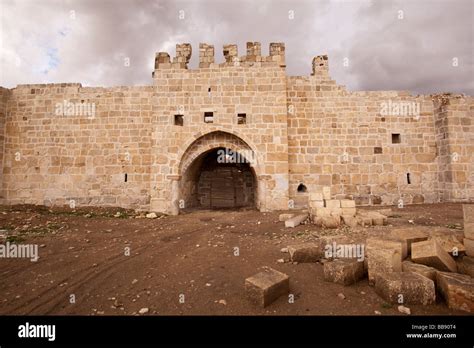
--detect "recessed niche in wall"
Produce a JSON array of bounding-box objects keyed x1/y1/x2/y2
[
  {"x1": 174, "y1": 114, "x2": 184, "y2": 126},
  {"x1": 297, "y1": 183, "x2": 307, "y2": 193},
  {"x1": 374, "y1": 147, "x2": 383, "y2": 154},
  {"x1": 237, "y1": 113, "x2": 247, "y2": 125},
  {"x1": 392, "y1": 133, "x2": 401, "y2": 144},
  {"x1": 204, "y1": 112, "x2": 214, "y2": 123}
]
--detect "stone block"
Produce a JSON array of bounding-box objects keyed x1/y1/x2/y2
[
  {"x1": 390, "y1": 228, "x2": 428, "y2": 254},
  {"x1": 462, "y1": 204, "x2": 474, "y2": 223},
  {"x1": 309, "y1": 192, "x2": 323, "y2": 201},
  {"x1": 375, "y1": 272, "x2": 435, "y2": 305},
  {"x1": 325, "y1": 199, "x2": 340, "y2": 209},
  {"x1": 367, "y1": 248, "x2": 402, "y2": 286},
  {"x1": 402, "y1": 261, "x2": 437, "y2": 282},
  {"x1": 278, "y1": 213, "x2": 294, "y2": 222},
  {"x1": 464, "y1": 238, "x2": 474, "y2": 257},
  {"x1": 309, "y1": 200, "x2": 324, "y2": 208},
  {"x1": 321, "y1": 215, "x2": 341, "y2": 229},
  {"x1": 411, "y1": 240, "x2": 457, "y2": 272},
  {"x1": 342, "y1": 215, "x2": 358, "y2": 228},
  {"x1": 436, "y1": 272, "x2": 474, "y2": 313},
  {"x1": 456, "y1": 256, "x2": 474, "y2": 277},
  {"x1": 340, "y1": 199, "x2": 356, "y2": 208},
  {"x1": 285, "y1": 213, "x2": 308, "y2": 228},
  {"x1": 431, "y1": 235, "x2": 465, "y2": 257},
  {"x1": 322, "y1": 186, "x2": 331, "y2": 200},
  {"x1": 245, "y1": 267, "x2": 290, "y2": 307},
  {"x1": 324, "y1": 259, "x2": 365, "y2": 286},
  {"x1": 366, "y1": 237, "x2": 407, "y2": 260},
  {"x1": 367, "y1": 211, "x2": 387, "y2": 226},
  {"x1": 341, "y1": 207, "x2": 356, "y2": 217},
  {"x1": 464, "y1": 222, "x2": 474, "y2": 239},
  {"x1": 287, "y1": 242, "x2": 323, "y2": 262}
]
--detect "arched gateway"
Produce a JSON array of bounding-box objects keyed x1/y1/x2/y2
[{"x1": 177, "y1": 131, "x2": 263, "y2": 211}]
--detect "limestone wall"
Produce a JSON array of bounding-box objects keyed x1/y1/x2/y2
[
  {"x1": 286, "y1": 59, "x2": 458, "y2": 207},
  {"x1": 1, "y1": 84, "x2": 153, "y2": 210},
  {"x1": 0, "y1": 87, "x2": 10, "y2": 201}
]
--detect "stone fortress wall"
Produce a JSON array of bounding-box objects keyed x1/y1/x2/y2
[{"x1": 0, "y1": 42, "x2": 472, "y2": 214}]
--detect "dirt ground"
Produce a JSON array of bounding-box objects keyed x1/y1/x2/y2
[{"x1": 0, "y1": 203, "x2": 469, "y2": 316}]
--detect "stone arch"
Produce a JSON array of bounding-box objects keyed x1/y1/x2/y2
[{"x1": 176, "y1": 131, "x2": 263, "y2": 210}]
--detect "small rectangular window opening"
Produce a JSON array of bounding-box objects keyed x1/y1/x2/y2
[
  {"x1": 392, "y1": 133, "x2": 401, "y2": 144},
  {"x1": 174, "y1": 114, "x2": 184, "y2": 126},
  {"x1": 407, "y1": 173, "x2": 411, "y2": 185},
  {"x1": 204, "y1": 111, "x2": 214, "y2": 123},
  {"x1": 124, "y1": 173, "x2": 128, "y2": 182},
  {"x1": 237, "y1": 113, "x2": 246, "y2": 125}
]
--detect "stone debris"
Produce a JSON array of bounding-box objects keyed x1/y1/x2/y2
[
  {"x1": 367, "y1": 237, "x2": 407, "y2": 260},
  {"x1": 146, "y1": 212, "x2": 157, "y2": 219},
  {"x1": 402, "y1": 261, "x2": 437, "y2": 282},
  {"x1": 463, "y1": 204, "x2": 474, "y2": 240},
  {"x1": 375, "y1": 272, "x2": 435, "y2": 305},
  {"x1": 411, "y1": 240, "x2": 457, "y2": 272},
  {"x1": 138, "y1": 308, "x2": 149, "y2": 315},
  {"x1": 285, "y1": 213, "x2": 308, "y2": 228},
  {"x1": 337, "y1": 293, "x2": 346, "y2": 300},
  {"x1": 324, "y1": 259, "x2": 365, "y2": 286},
  {"x1": 278, "y1": 213, "x2": 294, "y2": 222},
  {"x1": 398, "y1": 305, "x2": 411, "y2": 315},
  {"x1": 436, "y1": 272, "x2": 474, "y2": 313},
  {"x1": 430, "y1": 234, "x2": 466, "y2": 257},
  {"x1": 390, "y1": 227, "x2": 428, "y2": 253},
  {"x1": 287, "y1": 242, "x2": 323, "y2": 263},
  {"x1": 367, "y1": 248, "x2": 402, "y2": 286},
  {"x1": 456, "y1": 256, "x2": 474, "y2": 278},
  {"x1": 245, "y1": 267, "x2": 290, "y2": 307}
]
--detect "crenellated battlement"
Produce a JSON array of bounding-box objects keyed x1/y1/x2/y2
[{"x1": 153, "y1": 41, "x2": 286, "y2": 73}]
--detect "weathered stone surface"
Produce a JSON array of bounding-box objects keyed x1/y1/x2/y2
[
  {"x1": 464, "y1": 222, "x2": 474, "y2": 240},
  {"x1": 325, "y1": 199, "x2": 340, "y2": 209},
  {"x1": 436, "y1": 272, "x2": 474, "y2": 313},
  {"x1": 431, "y1": 235, "x2": 466, "y2": 256},
  {"x1": 309, "y1": 192, "x2": 323, "y2": 201},
  {"x1": 463, "y1": 204, "x2": 474, "y2": 223},
  {"x1": 375, "y1": 272, "x2": 436, "y2": 305},
  {"x1": 324, "y1": 259, "x2": 365, "y2": 286},
  {"x1": 287, "y1": 242, "x2": 323, "y2": 262},
  {"x1": 402, "y1": 261, "x2": 437, "y2": 282},
  {"x1": 366, "y1": 237, "x2": 407, "y2": 260},
  {"x1": 456, "y1": 256, "x2": 474, "y2": 277},
  {"x1": 367, "y1": 248, "x2": 402, "y2": 286},
  {"x1": 340, "y1": 199, "x2": 356, "y2": 208},
  {"x1": 278, "y1": 213, "x2": 294, "y2": 222},
  {"x1": 390, "y1": 228, "x2": 428, "y2": 253},
  {"x1": 464, "y1": 238, "x2": 474, "y2": 257},
  {"x1": 367, "y1": 212, "x2": 387, "y2": 226},
  {"x1": 342, "y1": 215, "x2": 358, "y2": 227},
  {"x1": 285, "y1": 213, "x2": 308, "y2": 228},
  {"x1": 411, "y1": 240, "x2": 457, "y2": 272},
  {"x1": 245, "y1": 267, "x2": 289, "y2": 307}
]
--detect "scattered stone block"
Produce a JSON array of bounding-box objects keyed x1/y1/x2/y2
[
  {"x1": 464, "y1": 238, "x2": 474, "y2": 257},
  {"x1": 341, "y1": 207, "x2": 356, "y2": 216},
  {"x1": 245, "y1": 267, "x2": 290, "y2": 307},
  {"x1": 411, "y1": 240, "x2": 457, "y2": 272},
  {"x1": 309, "y1": 200, "x2": 324, "y2": 208},
  {"x1": 390, "y1": 228, "x2": 428, "y2": 254},
  {"x1": 456, "y1": 256, "x2": 474, "y2": 278},
  {"x1": 375, "y1": 272, "x2": 436, "y2": 305},
  {"x1": 431, "y1": 235, "x2": 466, "y2": 257},
  {"x1": 402, "y1": 261, "x2": 437, "y2": 282},
  {"x1": 366, "y1": 237, "x2": 407, "y2": 260},
  {"x1": 356, "y1": 214, "x2": 373, "y2": 227},
  {"x1": 325, "y1": 199, "x2": 340, "y2": 209},
  {"x1": 285, "y1": 213, "x2": 308, "y2": 228},
  {"x1": 324, "y1": 259, "x2": 365, "y2": 286},
  {"x1": 436, "y1": 272, "x2": 474, "y2": 313},
  {"x1": 342, "y1": 215, "x2": 358, "y2": 228},
  {"x1": 340, "y1": 199, "x2": 356, "y2": 208},
  {"x1": 287, "y1": 242, "x2": 323, "y2": 262},
  {"x1": 278, "y1": 213, "x2": 294, "y2": 222},
  {"x1": 367, "y1": 248, "x2": 402, "y2": 286},
  {"x1": 367, "y1": 211, "x2": 387, "y2": 226},
  {"x1": 321, "y1": 215, "x2": 341, "y2": 228}
]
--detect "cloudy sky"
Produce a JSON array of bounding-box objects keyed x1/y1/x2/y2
[{"x1": 1, "y1": 0, "x2": 473, "y2": 94}]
